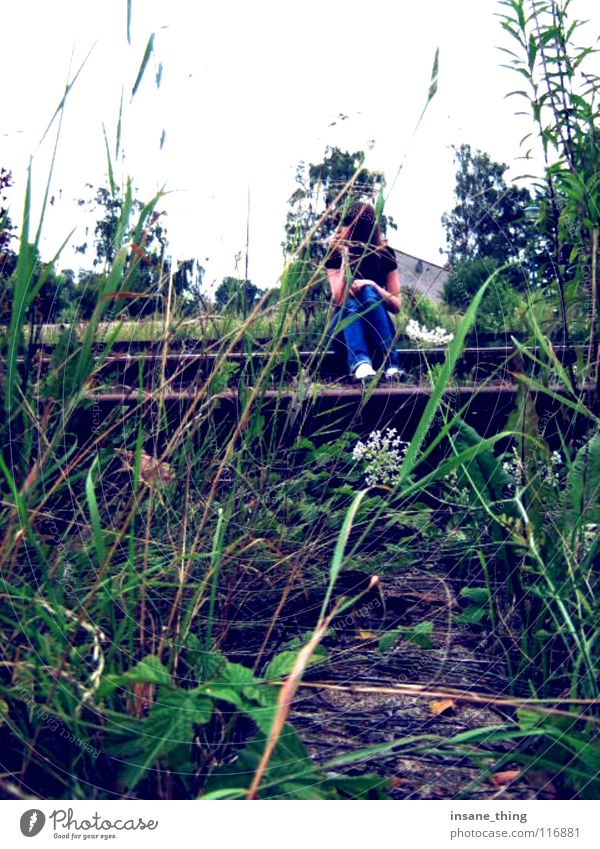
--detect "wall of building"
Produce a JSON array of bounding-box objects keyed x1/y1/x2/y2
[{"x1": 393, "y1": 248, "x2": 449, "y2": 303}]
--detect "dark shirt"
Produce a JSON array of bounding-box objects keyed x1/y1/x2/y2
[{"x1": 324, "y1": 242, "x2": 397, "y2": 288}]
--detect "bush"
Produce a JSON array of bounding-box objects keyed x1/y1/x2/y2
[
  {"x1": 400, "y1": 285, "x2": 444, "y2": 329},
  {"x1": 443, "y1": 258, "x2": 529, "y2": 336}
]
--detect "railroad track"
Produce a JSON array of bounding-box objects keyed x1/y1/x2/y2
[
  {"x1": 25, "y1": 342, "x2": 586, "y2": 388},
  {"x1": 14, "y1": 343, "x2": 595, "y2": 438}
]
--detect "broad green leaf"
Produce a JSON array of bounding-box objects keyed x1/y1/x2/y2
[
  {"x1": 517, "y1": 708, "x2": 544, "y2": 732},
  {"x1": 202, "y1": 727, "x2": 321, "y2": 799},
  {"x1": 98, "y1": 654, "x2": 171, "y2": 697},
  {"x1": 457, "y1": 606, "x2": 489, "y2": 625},
  {"x1": 561, "y1": 431, "x2": 600, "y2": 530},
  {"x1": 399, "y1": 266, "x2": 503, "y2": 483},
  {"x1": 265, "y1": 646, "x2": 328, "y2": 680},
  {"x1": 453, "y1": 419, "x2": 512, "y2": 504},
  {"x1": 460, "y1": 587, "x2": 491, "y2": 604},
  {"x1": 379, "y1": 620, "x2": 434, "y2": 652},
  {"x1": 110, "y1": 687, "x2": 212, "y2": 790}
]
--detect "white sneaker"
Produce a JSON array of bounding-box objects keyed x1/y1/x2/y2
[
  {"x1": 384, "y1": 366, "x2": 403, "y2": 380},
  {"x1": 353, "y1": 362, "x2": 377, "y2": 380}
]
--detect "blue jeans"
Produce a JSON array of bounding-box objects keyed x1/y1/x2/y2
[{"x1": 328, "y1": 284, "x2": 400, "y2": 373}]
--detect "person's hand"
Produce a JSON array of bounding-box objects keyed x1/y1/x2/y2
[{"x1": 350, "y1": 279, "x2": 377, "y2": 296}]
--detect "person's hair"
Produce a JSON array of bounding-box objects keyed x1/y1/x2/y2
[{"x1": 341, "y1": 202, "x2": 383, "y2": 247}]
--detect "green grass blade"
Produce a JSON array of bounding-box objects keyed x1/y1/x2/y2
[
  {"x1": 126, "y1": 0, "x2": 132, "y2": 44},
  {"x1": 5, "y1": 164, "x2": 34, "y2": 414},
  {"x1": 319, "y1": 488, "x2": 371, "y2": 621},
  {"x1": 514, "y1": 373, "x2": 598, "y2": 422},
  {"x1": 131, "y1": 33, "x2": 155, "y2": 99},
  {"x1": 102, "y1": 124, "x2": 116, "y2": 195},
  {"x1": 74, "y1": 245, "x2": 128, "y2": 388},
  {"x1": 428, "y1": 46, "x2": 439, "y2": 102},
  {"x1": 116, "y1": 88, "x2": 124, "y2": 158},
  {"x1": 204, "y1": 507, "x2": 227, "y2": 652},
  {"x1": 38, "y1": 45, "x2": 95, "y2": 148},
  {"x1": 86, "y1": 455, "x2": 106, "y2": 567},
  {"x1": 398, "y1": 265, "x2": 506, "y2": 483}
]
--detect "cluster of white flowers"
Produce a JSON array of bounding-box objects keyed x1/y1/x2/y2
[
  {"x1": 503, "y1": 447, "x2": 564, "y2": 489},
  {"x1": 540, "y1": 450, "x2": 563, "y2": 487},
  {"x1": 352, "y1": 427, "x2": 409, "y2": 486},
  {"x1": 502, "y1": 446, "x2": 526, "y2": 485},
  {"x1": 405, "y1": 319, "x2": 454, "y2": 347},
  {"x1": 583, "y1": 523, "x2": 598, "y2": 554}
]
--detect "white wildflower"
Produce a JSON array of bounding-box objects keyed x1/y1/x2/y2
[
  {"x1": 583, "y1": 523, "x2": 598, "y2": 553},
  {"x1": 539, "y1": 451, "x2": 562, "y2": 487},
  {"x1": 352, "y1": 441, "x2": 367, "y2": 461},
  {"x1": 352, "y1": 427, "x2": 409, "y2": 487},
  {"x1": 502, "y1": 447, "x2": 525, "y2": 485},
  {"x1": 405, "y1": 319, "x2": 454, "y2": 347}
]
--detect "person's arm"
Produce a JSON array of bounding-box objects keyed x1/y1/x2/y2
[
  {"x1": 326, "y1": 266, "x2": 347, "y2": 305},
  {"x1": 351, "y1": 270, "x2": 402, "y2": 314},
  {"x1": 325, "y1": 247, "x2": 348, "y2": 305}
]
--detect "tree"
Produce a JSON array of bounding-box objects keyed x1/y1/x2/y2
[
  {"x1": 442, "y1": 144, "x2": 533, "y2": 266},
  {"x1": 73, "y1": 183, "x2": 170, "y2": 317},
  {"x1": 0, "y1": 168, "x2": 15, "y2": 259},
  {"x1": 0, "y1": 170, "x2": 76, "y2": 324},
  {"x1": 213, "y1": 276, "x2": 263, "y2": 315},
  {"x1": 284, "y1": 146, "x2": 393, "y2": 260},
  {"x1": 0, "y1": 169, "x2": 17, "y2": 323},
  {"x1": 76, "y1": 184, "x2": 168, "y2": 271},
  {"x1": 74, "y1": 184, "x2": 211, "y2": 319},
  {"x1": 174, "y1": 258, "x2": 209, "y2": 317}
]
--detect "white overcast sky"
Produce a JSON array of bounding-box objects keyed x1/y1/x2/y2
[{"x1": 2, "y1": 0, "x2": 598, "y2": 291}]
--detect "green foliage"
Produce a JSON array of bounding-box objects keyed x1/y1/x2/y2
[
  {"x1": 99, "y1": 655, "x2": 171, "y2": 695},
  {"x1": 499, "y1": 0, "x2": 600, "y2": 347},
  {"x1": 213, "y1": 276, "x2": 263, "y2": 316},
  {"x1": 202, "y1": 727, "x2": 388, "y2": 799},
  {"x1": 0, "y1": 168, "x2": 15, "y2": 260},
  {"x1": 560, "y1": 431, "x2": 600, "y2": 530},
  {"x1": 0, "y1": 249, "x2": 76, "y2": 324},
  {"x1": 443, "y1": 257, "x2": 529, "y2": 335},
  {"x1": 399, "y1": 285, "x2": 445, "y2": 331},
  {"x1": 514, "y1": 711, "x2": 600, "y2": 800},
  {"x1": 95, "y1": 650, "x2": 283, "y2": 793},
  {"x1": 442, "y1": 144, "x2": 533, "y2": 266},
  {"x1": 379, "y1": 621, "x2": 434, "y2": 652},
  {"x1": 104, "y1": 686, "x2": 213, "y2": 791},
  {"x1": 265, "y1": 646, "x2": 328, "y2": 680},
  {"x1": 457, "y1": 587, "x2": 493, "y2": 626}
]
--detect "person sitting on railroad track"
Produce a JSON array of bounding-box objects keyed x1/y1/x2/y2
[{"x1": 324, "y1": 202, "x2": 403, "y2": 382}]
